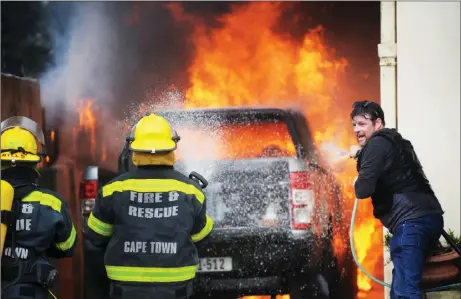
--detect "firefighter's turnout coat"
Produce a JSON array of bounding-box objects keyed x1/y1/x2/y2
[
  {"x1": 86, "y1": 165, "x2": 214, "y2": 284},
  {"x1": 1, "y1": 167, "x2": 77, "y2": 288}
]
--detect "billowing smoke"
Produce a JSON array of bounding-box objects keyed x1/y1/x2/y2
[
  {"x1": 39, "y1": 2, "x2": 120, "y2": 168},
  {"x1": 39, "y1": 2, "x2": 196, "y2": 168},
  {"x1": 38, "y1": 2, "x2": 379, "y2": 171},
  {"x1": 39, "y1": 2, "x2": 250, "y2": 122},
  {"x1": 41, "y1": 2, "x2": 116, "y2": 115}
]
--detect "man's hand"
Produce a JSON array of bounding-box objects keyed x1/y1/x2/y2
[
  {"x1": 353, "y1": 176, "x2": 358, "y2": 186},
  {"x1": 349, "y1": 145, "x2": 362, "y2": 159}
]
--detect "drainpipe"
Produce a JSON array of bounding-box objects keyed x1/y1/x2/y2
[
  {"x1": 379, "y1": 3, "x2": 397, "y2": 299},
  {"x1": 379, "y1": 1, "x2": 398, "y2": 130}
]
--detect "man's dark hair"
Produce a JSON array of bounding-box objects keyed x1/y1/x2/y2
[{"x1": 350, "y1": 100, "x2": 386, "y2": 126}]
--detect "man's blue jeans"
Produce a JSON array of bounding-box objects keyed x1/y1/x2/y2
[{"x1": 390, "y1": 214, "x2": 444, "y2": 299}]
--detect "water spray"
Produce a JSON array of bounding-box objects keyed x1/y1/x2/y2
[{"x1": 318, "y1": 142, "x2": 353, "y2": 165}]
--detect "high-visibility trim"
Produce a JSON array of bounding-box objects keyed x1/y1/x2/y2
[
  {"x1": 102, "y1": 179, "x2": 205, "y2": 204},
  {"x1": 191, "y1": 214, "x2": 214, "y2": 242},
  {"x1": 22, "y1": 191, "x2": 62, "y2": 212},
  {"x1": 105, "y1": 265, "x2": 198, "y2": 283},
  {"x1": 55, "y1": 225, "x2": 76, "y2": 251},
  {"x1": 88, "y1": 212, "x2": 113, "y2": 237}
]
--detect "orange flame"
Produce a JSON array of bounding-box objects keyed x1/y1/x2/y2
[
  {"x1": 50, "y1": 130, "x2": 55, "y2": 142},
  {"x1": 175, "y1": 122, "x2": 297, "y2": 161},
  {"x1": 101, "y1": 141, "x2": 107, "y2": 162},
  {"x1": 168, "y1": 2, "x2": 383, "y2": 298},
  {"x1": 76, "y1": 99, "x2": 97, "y2": 161}
]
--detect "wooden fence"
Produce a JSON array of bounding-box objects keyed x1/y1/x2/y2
[{"x1": 1, "y1": 73, "x2": 45, "y2": 128}]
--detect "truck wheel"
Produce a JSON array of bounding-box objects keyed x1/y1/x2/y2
[
  {"x1": 289, "y1": 274, "x2": 330, "y2": 299},
  {"x1": 326, "y1": 255, "x2": 357, "y2": 299},
  {"x1": 340, "y1": 260, "x2": 358, "y2": 299}
]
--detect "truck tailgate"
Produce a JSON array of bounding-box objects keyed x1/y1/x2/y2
[
  {"x1": 176, "y1": 158, "x2": 294, "y2": 229},
  {"x1": 176, "y1": 158, "x2": 323, "y2": 281}
]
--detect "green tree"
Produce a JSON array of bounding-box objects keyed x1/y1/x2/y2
[{"x1": 1, "y1": 1, "x2": 52, "y2": 78}]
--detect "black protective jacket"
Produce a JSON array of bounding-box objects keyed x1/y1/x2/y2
[
  {"x1": 1, "y1": 167, "x2": 77, "y2": 283},
  {"x1": 355, "y1": 129, "x2": 443, "y2": 231},
  {"x1": 85, "y1": 165, "x2": 213, "y2": 284}
]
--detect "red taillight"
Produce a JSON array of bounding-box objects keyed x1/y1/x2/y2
[
  {"x1": 80, "y1": 180, "x2": 98, "y2": 199},
  {"x1": 80, "y1": 180, "x2": 97, "y2": 216},
  {"x1": 290, "y1": 171, "x2": 315, "y2": 230}
]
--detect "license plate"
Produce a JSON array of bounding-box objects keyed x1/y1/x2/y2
[{"x1": 197, "y1": 257, "x2": 232, "y2": 272}]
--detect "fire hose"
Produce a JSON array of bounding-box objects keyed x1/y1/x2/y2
[{"x1": 350, "y1": 197, "x2": 461, "y2": 292}]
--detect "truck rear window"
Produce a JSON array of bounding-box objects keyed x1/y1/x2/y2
[{"x1": 175, "y1": 121, "x2": 296, "y2": 161}]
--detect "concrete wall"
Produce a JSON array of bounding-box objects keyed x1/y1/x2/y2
[
  {"x1": 396, "y1": 1, "x2": 460, "y2": 235},
  {"x1": 382, "y1": 2, "x2": 460, "y2": 299}
]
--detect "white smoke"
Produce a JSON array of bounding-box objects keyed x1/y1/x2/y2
[
  {"x1": 39, "y1": 2, "x2": 123, "y2": 168},
  {"x1": 40, "y1": 2, "x2": 117, "y2": 113}
]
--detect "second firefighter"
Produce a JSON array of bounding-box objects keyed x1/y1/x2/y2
[{"x1": 85, "y1": 113, "x2": 214, "y2": 299}]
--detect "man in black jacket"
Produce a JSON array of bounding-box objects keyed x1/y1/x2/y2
[{"x1": 349, "y1": 101, "x2": 444, "y2": 299}]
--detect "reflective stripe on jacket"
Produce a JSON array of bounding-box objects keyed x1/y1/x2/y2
[
  {"x1": 21, "y1": 191, "x2": 77, "y2": 252},
  {"x1": 2, "y1": 167, "x2": 77, "y2": 262},
  {"x1": 86, "y1": 165, "x2": 213, "y2": 283}
]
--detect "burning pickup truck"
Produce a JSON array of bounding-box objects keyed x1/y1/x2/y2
[{"x1": 80, "y1": 107, "x2": 357, "y2": 299}]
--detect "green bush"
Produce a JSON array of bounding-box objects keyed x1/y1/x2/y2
[
  {"x1": 383, "y1": 229, "x2": 461, "y2": 251},
  {"x1": 446, "y1": 229, "x2": 461, "y2": 249},
  {"x1": 384, "y1": 231, "x2": 391, "y2": 249}
]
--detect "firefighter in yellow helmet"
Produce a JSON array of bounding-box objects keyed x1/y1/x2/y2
[
  {"x1": 1, "y1": 116, "x2": 77, "y2": 299},
  {"x1": 85, "y1": 113, "x2": 214, "y2": 299}
]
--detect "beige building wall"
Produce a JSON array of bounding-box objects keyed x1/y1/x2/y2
[
  {"x1": 396, "y1": 1, "x2": 460, "y2": 236},
  {"x1": 381, "y1": 2, "x2": 460, "y2": 299}
]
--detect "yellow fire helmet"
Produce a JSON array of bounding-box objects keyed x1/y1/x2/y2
[
  {"x1": 1, "y1": 116, "x2": 46, "y2": 163},
  {"x1": 127, "y1": 113, "x2": 180, "y2": 153}
]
